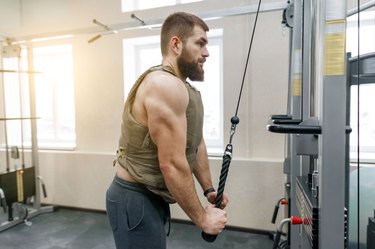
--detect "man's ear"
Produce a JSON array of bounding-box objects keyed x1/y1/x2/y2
[{"x1": 170, "y1": 36, "x2": 182, "y2": 55}]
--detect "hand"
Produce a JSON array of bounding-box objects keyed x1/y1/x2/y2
[
  {"x1": 206, "y1": 192, "x2": 229, "y2": 209},
  {"x1": 201, "y1": 204, "x2": 227, "y2": 235}
]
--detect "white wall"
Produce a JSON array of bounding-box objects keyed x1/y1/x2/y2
[
  {"x1": 36, "y1": 151, "x2": 286, "y2": 231},
  {"x1": 0, "y1": 0, "x2": 289, "y2": 231}
]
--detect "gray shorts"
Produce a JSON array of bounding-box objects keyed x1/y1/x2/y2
[{"x1": 106, "y1": 175, "x2": 170, "y2": 249}]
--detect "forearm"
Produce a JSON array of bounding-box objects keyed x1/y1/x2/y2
[
  {"x1": 193, "y1": 139, "x2": 214, "y2": 192},
  {"x1": 160, "y1": 160, "x2": 206, "y2": 228}
]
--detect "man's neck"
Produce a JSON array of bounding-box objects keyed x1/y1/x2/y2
[{"x1": 162, "y1": 59, "x2": 186, "y2": 82}]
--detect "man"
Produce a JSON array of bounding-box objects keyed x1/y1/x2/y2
[{"x1": 106, "y1": 12, "x2": 228, "y2": 249}]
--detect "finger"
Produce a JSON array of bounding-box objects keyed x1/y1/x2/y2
[{"x1": 220, "y1": 199, "x2": 228, "y2": 209}]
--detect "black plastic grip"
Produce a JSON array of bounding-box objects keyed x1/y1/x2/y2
[
  {"x1": 202, "y1": 232, "x2": 218, "y2": 242},
  {"x1": 271, "y1": 205, "x2": 280, "y2": 224},
  {"x1": 42, "y1": 183, "x2": 47, "y2": 198}
]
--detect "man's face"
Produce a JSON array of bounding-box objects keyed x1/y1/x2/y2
[{"x1": 177, "y1": 26, "x2": 209, "y2": 82}]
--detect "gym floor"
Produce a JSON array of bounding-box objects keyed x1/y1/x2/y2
[{"x1": 0, "y1": 208, "x2": 274, "y2": 249}]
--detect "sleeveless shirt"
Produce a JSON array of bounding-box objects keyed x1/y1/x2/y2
[{"x1": 116, "y1": 65, "x2": 204, "y2": 203}]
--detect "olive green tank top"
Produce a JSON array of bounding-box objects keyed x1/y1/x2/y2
[{"x1": 116, "y1": 65, "x2": 204, "y2": 203}]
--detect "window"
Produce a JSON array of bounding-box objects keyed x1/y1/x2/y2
[
  {"x1": 347, "y1": 11, "x2": 375, "y2": 162},
  {"x1": 123, "y1": 29, "x2": 223, "y2": 154},
  {"x1": 32, "y1": 45, "x2": 76, "y2": 149},
  {"x1": 122, "y1": 0, "x2": 202, "y2": 12},
  {"x1": 346, "y1": 11, "x2": 375, "y2": 57},
  {"x1": 350, "y1": 84, "x2": 375, "y2": 161},
  {"x1": 2, "y1": 51, "x2": 31, "y2": 149},
  {"x1": 2, "y1": 45, "x2": 76, "y2": 149}
]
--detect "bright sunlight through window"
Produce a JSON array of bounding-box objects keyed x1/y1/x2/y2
[
  {"x1": 2, "y1": 45, "x2": 76, "y2": 150},
  {"x1": 33, "y1": 45, "x2": 76, "y2": 149}
]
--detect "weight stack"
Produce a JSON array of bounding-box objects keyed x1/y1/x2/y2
[{"x1": 0, "y1": 167, "x2": 36, "y2": 220}]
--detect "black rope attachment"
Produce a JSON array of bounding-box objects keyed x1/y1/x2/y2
[{"x1": 201, "y1": 0, "x2": 262, "y2": 243}]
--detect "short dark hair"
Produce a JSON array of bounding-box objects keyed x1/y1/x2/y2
[{"x1": 160, "y1": 12, "x2": 209, "y2": 56}]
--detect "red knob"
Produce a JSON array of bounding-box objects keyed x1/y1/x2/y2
[
  {"x1": 281, "y1": 200, "x2": 288, "y2": 205},
  {"x1": 291, "y1": 216, "x2": 303, "y2": 224}
]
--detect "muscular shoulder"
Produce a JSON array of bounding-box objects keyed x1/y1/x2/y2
[
  {"x1": 132, "y1": 70, "x2": 189, "y2": 126},
  {"x1": 142, "y1": 71, "x2": 189, "y2": 109}
]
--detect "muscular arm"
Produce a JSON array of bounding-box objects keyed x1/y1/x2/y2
[
  {"x1": 143, "y1": 73, "x2": 207, "y2": 229},
  {"x1": 193, "y1": 138, "x2": 229, "y2": 209},
  {"x1": 193, "y1": 138, "x2": 214, "y2": 193}
]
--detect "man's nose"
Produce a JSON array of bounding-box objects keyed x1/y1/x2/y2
[{"x1": 202, "y1": 46, "x2": 209, "y2": 57}]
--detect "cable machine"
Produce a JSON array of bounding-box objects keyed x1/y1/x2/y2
[
  {"x1": 0, "y1": 44, "x2": 54, "y2": 232},
  {"x1": 268, "y1": 0, "x2": 352, "y2": 248}
]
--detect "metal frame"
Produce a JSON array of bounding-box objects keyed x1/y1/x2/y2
[
  {"x1": 318, "y1": 1, "x2": 347, "y2": 247},
  {"x1": 268, "y1": 0, "x2": 349, "y2": 248},
  {"x1": 0, "y1": 46, "x2": 54, "y2": 232}
]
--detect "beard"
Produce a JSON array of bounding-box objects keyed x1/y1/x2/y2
[{"x1": 177, "y1": 48, "x2": 205, "y2": 82}]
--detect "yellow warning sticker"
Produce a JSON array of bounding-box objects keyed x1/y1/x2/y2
[
  {"x1": 293, "y1": 77, "x2": 302, "y2": 96},
  {"x1": 324, "y1": 21, "x2": 346, "y2": 76},
  {"x1": 17, "y1": 170, "x2": 24, "y2": 202}
]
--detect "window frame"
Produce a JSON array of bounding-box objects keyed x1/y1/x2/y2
[{"x1": 1, "y1": 44, "x2": 76, "y2": 150}]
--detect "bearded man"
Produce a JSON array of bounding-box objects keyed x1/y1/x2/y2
[{"x1": 106, "y1": 12, "x2": 228, "y2": 249}]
